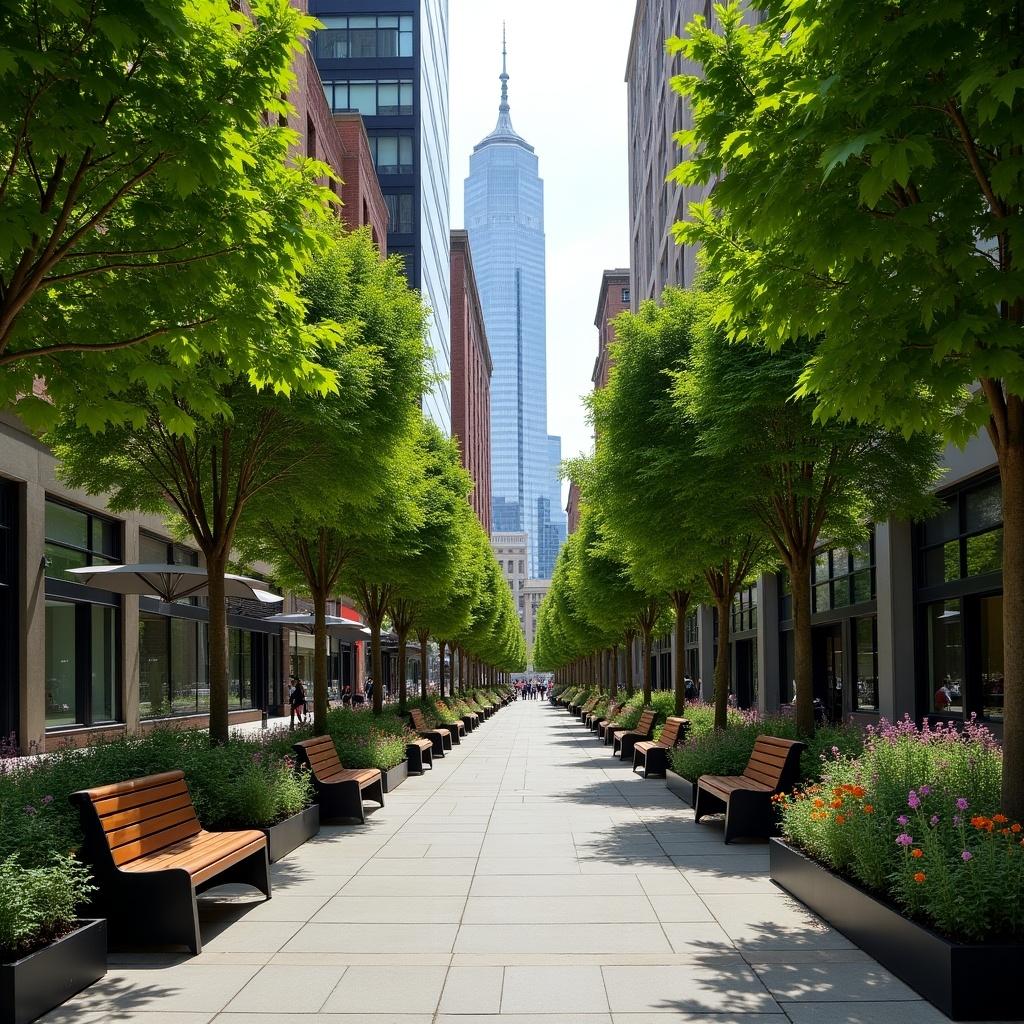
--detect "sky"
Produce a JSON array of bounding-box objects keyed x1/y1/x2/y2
[{"x1": 448, "y1": 0, "x2": 636, "y2": 501}]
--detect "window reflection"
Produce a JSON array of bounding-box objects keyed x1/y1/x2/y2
[
  {"x1": 927, "y1": 600, "x2": 963, "y2": 715},
  {"x1": 980, "y1": 596, "x2": 1003, "y2": 721}
]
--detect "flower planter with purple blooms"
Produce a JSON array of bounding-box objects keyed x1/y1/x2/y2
[{"x1": 772, "y1": 714, "x2": 1020, "y2": 1020}]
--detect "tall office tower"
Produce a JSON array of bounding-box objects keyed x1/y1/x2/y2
[
  {"x1": 465, "y1": 38, "x2": 565, "y2": 577},
  {"x1": 536, "y1": 434, "x2": 566, "y2": 579},
  {"x1": 311, "y1": 0, "x2": 451, "y2": 433}
]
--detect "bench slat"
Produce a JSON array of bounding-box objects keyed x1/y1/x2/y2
[
  {"x1": 98, "y1": 792, "x2": 196, "y2": 833},
  {"x1": 105, "y1": 804, "x2": 201, "y2": 852},
  {"x1": 111, "y1": 818, "x2": 205, "y2": 866},
  {"x1": 93, "y1": 778, "x2": 191, "y2": 818}
]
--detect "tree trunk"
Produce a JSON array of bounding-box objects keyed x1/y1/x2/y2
[
  {"x1": 610, "y1": 644, "x2": 619, "y2": 698},
  {"x1": 790, "y1": 552, "x2": 815, "y2": 737},
  {"x1": 206, "y1": 552, "x2": 229, "y2": 745},
  {"x1": 624, "y1": 631, "x2": 635, "y2": 696},
  {"x1": 642, "y1": 629, "x2": 653, "y2": 704},
  {"x1": 438, "y1": 639, "x2": 446, "y2": 698},
  {"x1": 714, "y1": 597, "x2": 731, "y2": 731},
  {"x1": 999, "y1": 433, "x2": 1024, "y2": 819},
  {"x1": 370, "y1": 619, "x2": 383, "y2": 715},
  {"x1": 419, "y1": 632, "x2": 429, "y2": 701},
  {"x1": 397, "y1": 630, "x2": 408, "y2": 713},
  {"x1": 671, "y1": 591, "x2": 689, "y2": 716},
  {"x1": 312, "y1": 589, "x2": 329, "y2": 734}
]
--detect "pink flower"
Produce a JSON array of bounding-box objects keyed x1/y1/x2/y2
[
  {"x1": 956, "y1": 798, "x2": 969, "y2": 811},
  {"x1": 897, "y1": 815, "x2": 909, "y2": 826},
  {"x1": 41, "y1": 794, "x2": 54, "y2": 805},
  {"x1": 953, "y1": 815, "x2": 962, "y2": 826},
  {"x1": 896, "y1": 833, "x2": 913, "y2": 847},
  {"x1": 908, "y1": 791, "x2": 922, "y2": 810},
  {"x1": 919, "y1": 785, "x2": 931, "y2": 797},
  {"x1": 930, "y1": 815, "x2": 940, "y2": 826},
  {"x1": 961, "y1": 850, "x2": 973, "y2": 862}
]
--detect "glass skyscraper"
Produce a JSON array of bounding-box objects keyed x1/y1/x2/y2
[
  {"x1": 311, "y1": 0, "x2": 451, "y2": 433},
  {"x1": 465, "y1": 40, "x2": 566, "y2": 577}
]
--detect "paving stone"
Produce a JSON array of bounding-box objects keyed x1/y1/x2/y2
[
  {"x1": 320, "y1": 965, "x2": 448, "y2": 1013},
  {"x1": 755, "y1": 963, "x2": 921, "y2": 1002},
  {"x1": 601, "y1": 964, "x2": 779, "y2": 1014},
  {"x1": 437, "y1": 965, "x2": 504, "y2": 1013},
  {"x1": 500, "y1": 965, "x2": 609, "y2": 1013},
  {"x1": 222, "y1": 964, "x2": 345, "y2": 1012}
]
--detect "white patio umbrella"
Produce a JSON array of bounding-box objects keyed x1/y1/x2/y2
[
  {"x1": 65, "y1": 563, "x2": 282, "y2": 604},
  {"x1": 262, "y1": 612, "x2": 371, "y2": 639}
]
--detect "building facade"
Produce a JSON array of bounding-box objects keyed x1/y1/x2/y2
[
  {"x1": 464, "y1": 41, "x2": 566, "y2": 577},
  {"x1": 537, "y1": 435, "x2": 567, "y2": 579},
  {"x1": 311, "y1": 0, "x2": 452, "y2": 433},
  {"x1": 593, "y1": 269, "x2": 631, "y2": 388},
  {"x1": 491, "y1": 531, "x2": 528, "y2": 632},
  {"x1": 450, "y1": 230, "x2": 493, "y2": 534},
  {"x1": 566, "y1": 480, "x2": 581, "y2": 536},
  {"x1": 522, "y1": 577, "x2": 550, "y2": 669}
]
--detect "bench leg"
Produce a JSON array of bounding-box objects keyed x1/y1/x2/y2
[
  {"x1": 693, "y1": 784, "x2": 727, "y2": 826},
  {"x1": 103, "y1": 871, "x2": 203, "y2": 954},
  {"x1": 365, "y1": 776, "x2": 385, "y2": 809},
  {"x1": 643, "y1": 748, "x2": 668, "y2": 779},
  {"x1": 320, "y1": 780, "x2": 369, "y2": 824},
  {"x1": 424, "y1": 731, "x2": 446, "y2": 757},
  {"x1": 723, "y1": 790, "x2": 774, "y2": 844},
  {"x1": 632, "y1": 748, "x2": 645, "y2": 775}
]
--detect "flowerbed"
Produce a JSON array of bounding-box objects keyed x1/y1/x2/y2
[
  {"x1": 671, "y1": 714, "x2": 864, "y2": 783},
  {"x1": 776, "y1": 716, "x2": 1019, "y2": 943},
  {"x1": 282, "y1": 706, "x2": 414, "y2": 772}
]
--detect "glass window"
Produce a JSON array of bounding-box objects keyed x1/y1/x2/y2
[
  {"x1": 853, "y1": 617, "x2": 878, "y2": 711},
  {"x1": 230, "y1": 629, "x2": 254, "y2": 709},
  {"x1": 139, "y1": 612, "x2": 170, "y2": 718},
  {"x1": 927, "y1": 600, "x2": 963, "y2": 715},
  {"x1": 45, "y1": 600, "x2": 78, "y2": 727},
  {"x1": 90, "y1": 605, "x2": 117, "y2": 722},
  {"x1": 140, "y1": 533, "x2": 169, "y2": 565},
  {"x1": 965, "y1": 480, "x2": 1001, "y2": 533},
  {"x1": 966, "y1": 528, "x2": 1002, "y2": 577},
  {"x1": 621, "y1": 287, "x2": 631, "y2": 304},
  {"x1": 315, "y1": 15, "x2": 413, "y2": 59},
  {"x1": 924, "y1": 539, "x2": 960, "y2": 585},
  {"x1": 349, "y1": 81, "x2": 377, "y2": 115},
  {"x1": 45, "y1": 503, "x2": 88, "y2": 548},
  {"x1": 980, "y1": 595, "x2": 1003, "y2": 721},
  {"x1": 371, "y1": 134, "x2": 414, "y2": 174},
  {"x1": 385, "y1": 192, "x2": 414, "y2": 233},
  {"x1": 45, "y1": 501, "x2": 120, "y2": 581}
]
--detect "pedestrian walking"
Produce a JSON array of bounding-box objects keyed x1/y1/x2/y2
[{"x1": 289, "y1": 676, "x2": 307, "y2": 729}]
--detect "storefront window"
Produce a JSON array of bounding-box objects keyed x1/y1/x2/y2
[
  {"x1": 45, "y1": 600, "x2": 78, "y2": 727},
  {"x1": 230, "y1": 628, "x2": 254, "y2": 709},
  {"x1": 927, "y1": 600, "x2": 963, "y2": 715},
  {"x1": 853, "y1": 616, "x2": 878, "y2": 711},
  {"x1": 980, "y1": 595, "x2": 1004, "y2": 721},
  {"x1": 44, "y1": 501, "x2": 121, "y2": 728}
]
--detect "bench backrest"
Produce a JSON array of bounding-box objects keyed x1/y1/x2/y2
[
  {"x1": 658, "y1": 716, "x2": 688, "y2": 747},
  {"x1": 71, "y1": 770, "x2": 201, "y2": 870},
  {"x1": 742, "y1": 735, "x2": 807, "y2": 792},
  {"x1": 294, "y1": 735, "x2": 343, "y2": 782},
  {"x1": 633, "y1": 709, "x2": 656, "y2": 734},
  {"x1": 604, "y1": 702, "x2": 622, "y2": 720},
  {"x1": 409, "y1": 708, "x2": 429, "y2": 730},
  {"x1": 582, "y1": 697, "x2": 599, "y2": 713}
]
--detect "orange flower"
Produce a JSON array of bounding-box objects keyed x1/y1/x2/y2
[
  {"x1": 863, "y1": 804, "x2": 874, "y2": 814},
  {"x1": 832, "y1": 786, "x2": 844, "y2": 798},
  {"x1": 913, "y1": 871, "x2": 926, "y2": 884},
  {"x1": 813, "y1": 798, "x2": 825, "y2": 808},
  {"x1": 1012, "y1": 824, "x2": 1022, "y2": 834},
  {"x1": 830, "y1": 798, "x2": 843, "y2": 809},
  {"x1": 994, "y1": 814, "x2": 1008, "y2": 824},
  {"x1": 849, "y1": 785, "x2": 866, "y2": 799},
  {"x1": 911, "y1": 848, "x2": 924, "y2": 859},
  {"x1": 835, "y1": 814, "x2": 847, "y2": 825}
]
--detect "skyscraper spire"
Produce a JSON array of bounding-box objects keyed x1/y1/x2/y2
[{"x1": 500, "y1": 23, "x2": 509, "y2": 115}]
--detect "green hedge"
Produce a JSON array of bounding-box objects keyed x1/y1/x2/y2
[{"x1": 670, "y1": 716, "x2": 865, "y2": 784}]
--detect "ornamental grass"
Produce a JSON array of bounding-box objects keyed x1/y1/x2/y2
[{"x1": 776, "y1": 715, "x2": 1019, "y2": 942}]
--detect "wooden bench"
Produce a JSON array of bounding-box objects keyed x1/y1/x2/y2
[
  {"x1": 585, "y1": 700, "x2": 612, "y2": 731},
  {"x1": 633, "y1": 716, "x2": 690, "y2": 778},
  {"x1": 407, "y1": 736, "x2": 434, "y2": 774},
  {"x1": 293, "y1": 736, "x2": 385, "y2": 824},
  {"x1": 694, "y1": 735, "x2": 807, "y2": 843},
  {"x1": 436, "y1": 699, "x2": 474, "y2": 734},
  {"x1": 612, "y1": 709, "x2": 656, "y2": 760},
  {"x1": 70, "y1": 770, "x2": 270, "y2": 954},
  {"x1": 409, "y1": 708, "x2": 452, "y2": 756},
  {"x1": 598, "y1": 703, "x2": 625, "y2": 742},
  {"x1": 578, "y1": 696, "x2": 600, "y2": 722}
]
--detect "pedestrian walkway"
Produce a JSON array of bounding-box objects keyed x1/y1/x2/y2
[{"x1": 46, "y1": 700, "x2": 955, "y2": 1023}]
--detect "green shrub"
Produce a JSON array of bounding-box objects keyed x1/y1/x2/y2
[
  {"x1": 0, "y1": 854, "x2": 95, "y2": 961},
  {"x1": 670, "y1": 715, "x2": 864, "y2": 784}
]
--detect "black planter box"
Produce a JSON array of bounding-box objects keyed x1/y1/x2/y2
[
  {"x1": 769, "y1": 838, "x2": 1022, "y2": 1020},
  {"x1": 261, "y1": 804, "x2": 320, "y2": 863},
  {"x1": 665, "y1": 770, "x2": 695, "y2": 806},
  {"x1": 1, "y1": 919, "x2": 106, "y2": 1024},
  {"x1": 381, "y1": 759, "x2": 407, "y2": 793}
]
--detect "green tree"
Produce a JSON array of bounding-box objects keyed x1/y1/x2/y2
[
  {"x1": 238, "y1": 230, "x2": 428, "y2": 732},
  {"x1": 676, "y1": 308, "x2": 942, "y2": 733},
  {"x1": 0, "y1": 0, "x2": 332, "y2": 421},
  {"x1": 671, "y1": 0, "x2": 1024, "y2": 807}
]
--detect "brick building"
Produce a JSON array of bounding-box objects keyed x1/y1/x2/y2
[
  {"x1": 450, "y1": 230, "x2": 493, "y2": 534},
  {"x1": 592, "y1": 269, "x2": 631, "y2": 389}
]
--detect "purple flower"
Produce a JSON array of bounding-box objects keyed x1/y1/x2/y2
[
  {"x1": 908, "y1": 795, "x2": 922, "y2": 810},
  {"x1": 961, "y1": 850, "x2": 973, "y2": 862},
  {"x1": 953, "y1": 815, "x2": 962, "y2": 827},
  {"x1": 919, "y1": 785, "x2": 931, "y2": 797},
  {"x1": 930, "y1": 815, "x2": 940, "y2": 826},
  {"x1": 896, "y1": 833, "x2": 914, "y2": 847},
  {"x1": 897, "y1": 815, "x2": 909, "y2": 826},
  {"x1": 41, "y1": 794, "x2": 53, "y2": 805},
  {"x1": 23, "y1": 804, "x2": 36, "y2": 816},
  {"x1": 956, "y1": 798, "x2": 969, "y2": 811}
]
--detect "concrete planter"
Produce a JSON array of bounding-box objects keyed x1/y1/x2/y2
[
  {"x1": 665, "y1": 770, "x2": 695, "y2": 806},
  {"x1": 260, "y1": 804, "x2": 320, "y2": 863},
  {"x1": 770, "y1": 838, "x2": 1022, "y2": 1020},
  {"x1": 381, "y1": 760, "x2": 408, "y2": 793},
  {"x1": 1, "y1": 919, "x2": 106, "y2": 1024}
]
